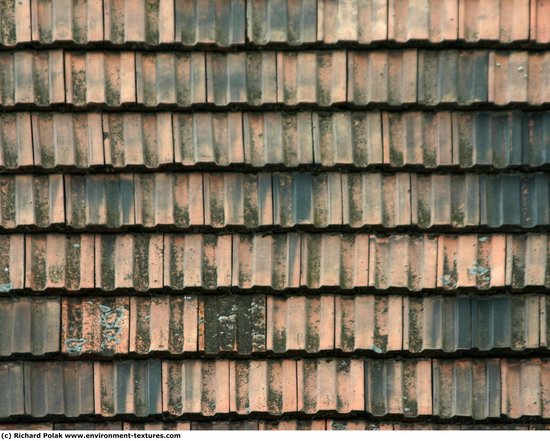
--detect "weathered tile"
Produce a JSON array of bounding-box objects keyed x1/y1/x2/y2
[
  {"x1": 0, "y1": 363, "x2": 25, "y2": 417},
  {"x1": 0, "y1": 235, "x2": 24, "y2": 291},
  {"x1": 62, "y1": 297, "x2": 129, "y2": 356},
  {"x1": 0, "y1": 0, "x2": 32, "y2": 46},
  {"x1": 206, "y1": 52, "x2": 277, "y2": 105},
  {"x1": 530, "y1": 0, "x2": 550, "y2": 43},
  {"x1": 124, "y1": 422, "x2": 190, "y2": 430},
  {"x1": 56, "y1": 423, "x2": 122, "y2": 430},
  {"x1": 200, "y1": 295, "x2": 266, "y2": 353},
  {"x1": 301, "y1": 234, "x2": 370, "y2": 289},
  {"x1": 526, "y1": 52, "x2": 550, "y2": 105},
  {"x1": 327, "y1": 420, "x2": 381, "y2": 430},
  {"x1": 163, "y1": 360, "x2": 230, "y2": 415},
  {"x1": 136, "y1": 52, "x2": 206, "y2": 106},
  {"x1": 335, "y1": 295, "x2": 402, "y2": 353},
  {"x1": 369, "y1": 235, "x2": 438, "y2": 290},
  {"x1": 25, "y1": 234, "x2": 95, "y2": 291},
  {"x1": 176, "y1": 0, "x2": 245, "y2": 46},
  {"x1": 364, "y1": 359, "x2": 432, "y2": 417},
  {"x1": 523, "y1": 112, "x2": 550, "y2": 167},
  {"x1": 1, "y1": 424, "x2": 54, "y2": 430},
  {"x1": 191, "y1": 421, "x2": 257, "y2": 430},
  {"x1": 0, "y1": 113, "x2": 33, "y2": 169},
  {"x1": 348, "y1": 50, "x2": 418, "y2": 105},
  {"x1": 261, "y1": 420, "x2": 327, "y2": 430},
  {"x1": 95, "y1": 234, "x2": 164, "y2": 291},
  {"x1": 488, "y1": 51, "x2": 530, "y2": 105},
  {"x1": 267, "y1": 295, "x2": 335, "y2": 353},
  {"x1": 278, "y1": 51, "x2": 346, "y2": 106},
  {"x1": 506, "y1": 233, "x2": 550, "y2": 289},
  {"x1": 24, "y1": 362, "x2": 94, "y2": 417},
  {"x1": 130, "y1": 295, "x2": 198, "y2": 354},
  {"x1": 95, "y1": 360, "x2": 162, "y2": 417},
  {"x1": 0, "y1": 296, "x2": 60, "y2": 356},
  {"x1": 65, "y1": 51, "x2": 136, "y2": 106}
]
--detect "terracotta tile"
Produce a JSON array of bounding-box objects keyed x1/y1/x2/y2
[
  {"x1": 95, "y1": 234, "x2": 164, "y2": 291},
  {"x1": 174, "y1": 112, "x2": 244, "y2": 166},
  {"x1": 248, "y1": 0, "x2": 316, "y2": 45},
  {"x1": 459, "y1": 0, "x2": 529, "y2": 42},
  {"x1": 230, "y1": 359, "x2": 297, "y2": 414},
  {"x1": 0, "y1": 0, "x2": 31, "y2": 46},
  {"x1": 488, "y1": 51, "x2": 530, "y2": 105},
  {"x1": 135, "y1": 172, "x2": 204, "y2": 227},
  {"x1": 232, "y1": 234, "x2": 301, "y2": 289},
  {"x1": 261, "y1": 420, "x2": 326, "y2": 430},
  {"x1": 524, "y1": 112, "x2": 550, "y2": 167},
  {"x1": 244, "y1": 112, "x2": 313, "y2": 167},
  {"x1": 389, "y1": 0, "x2": 458, "y2": 42},
  {"x1": 32, "y1": 113, "x2": 104, "y2": 169},
  {"x1": 1, "y1": 424, "x2": 53, "y2": 430},
  {"x1": 527, "y1": 52, "x2": 550, "y2": 105},
  {"x1": 364, "y1": 359, "x2": 432, "y2": 417},
  {"x1": 95, "y1": 360, "x2": 162, "y2": 417},
  {"x1": 327, "y1": 420, "x2": 380, "y2": 430},
  {"x1": 136, "y1": 52, "x2": 206, "y2": 106},
  {"x1": 24, "y1": 362, "x2": 94, "y2": 417},
  {"x1": 277, "y1": 51, "x2": 346, "y2": 106},
  {"x1": 176, "y1": 0, "x2": 245, "y2": 46},
  {"x1": 25, "y1": 234, "x2": 95, "y2": 291},
  {"x1": 506, "y1": 233, "x2": 550, "y2": 289},
  {"x1": 0, "y1": 296, "x2": 60, "y2": 356},
  {"x1": 164, "y1": 234, "x2": 232, "y2": 289},
  {"x1": 130, "y1": 295, "x2": 198, "y2": 354},
  {"x1": 530, "y1": 0, "x2": 550, "y2": 43},
  {"x1": 200, "y1": 295, "x2": 266, "y2": 353},
  {"x1": 369, "y1": 235, "x2": 437, "y2": 290},
  {"x1": 0, "y1": 50, "x2": 64, "y2": 106},
  {"x1": 103, "y1": 113, "x2": 173, "y2": 168},
  {"x1": 0, "y1": 362, "x2": 24, "y2": 418},
  {"x1": 297, "y1": 358, "x2": 364, "y2": 413},
  {"x1": 313, "y1": 112, "x2": 383, "y2": 167},
  {"x1": 104, "y1": 0, "x2": 174, "y2": 44},
  {"x1": 418, "y1": 50, "x2": 488, "y2": 105},
  {"x1": 335, "y1": 294, "x2": 402, "y2": 353},
  {"x1": 437, "y1": 234, "x2": 506, "y2": 290},
  {"x1": 56, "y1": 423, "x2": 122, "y2": 430},
  {"x1": 411, "y1": 174, "x2": 480, "y2": 228},
  {"x1": 343, "y1": 172, "x2": 411, "y2": 227},
  {"x1": 266, "y1": 295, "x2": 335, "y2": 352},
  {"x1": 204, "y1": 172, "x2": 272, "y2": 227},
  {"x1": 318, "y1": 0, "x2": 387, "y2": 44},
  {"x1": 124, "y1": 422, "x2": 190, "y2": 430},
  {"x1": 206, "y1": 52, "x2": 277, "y2": 105},
  {"x1": 383, "y1": 112, "x2": 453, "y2": 168},
  {"x1": 0, "y1": 234, "x2": 24, "y2": 291},
  {"x1": 31, "y1": 0, "x2": 103, "y2": 43},
  {"x1": 65, "y1": 174, "x2": 135, "y2": 228},
  {"x1": 301, "y1": 233, "x2": 370, "y2": 289},
  {"x1": 0, "y1": 113, "x2": 33, "y2": 169},
  {"x1": 348, "y1": 50, "x2": 417, "y2": 105},
  {"x1": 62, "y1": 297, "x2": 129, "y2": 356},
  {"x1": 163, "y1": 360, "x2": 230, "y2": 415},
  {"x1": 65, "y1": 51, "x2": 136, "y2": 106}
]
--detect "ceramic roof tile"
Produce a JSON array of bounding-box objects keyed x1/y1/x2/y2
[
  {"x1": 25, "y1": 234, "x2": 95, "y2": 291},
  {"x1": 31, "y1": 0, "x2": 103, "y2": 44},
  {"x1": 103, "y1": 0, "x2": 174, "y2": 45},
  {"x1": 348, "y1": 50, "x2": 418, "y2": 105},
  {"x1": 0, "y1": 362, "x2": 25, "y2": 418},
  {"x1": 206, "y1": 52, "x2": 277, "y2": 106},
  {"x1": 301, "y1": 233, "x2": 370, "y2": 289},
  {"x1": 0, "y1": 234, "x2": 24, "y2": 291},
  {"x1": 136, "y1": 52, "x2": 206, "y2": 106},
  {"x1": 163, "y1": 360, "x2": 230, "y2": 416},
  {"x1": 313, "y1": 112, "x2": 383, "y2": 167},
  {"x1": 95, "y1": 234, "x2": 163, "y2": 291},
  {"x1": 62, "y1": 296, "x2": 129, "y2": 356},
  {"x1": 506, "y1": 233, "x2": 550, "y2": 289},
  {"x1": 524, "y1": 112, "x2": 550, "y2": 167},
  {"x1": 56, "y1": 423, "x2": 122, "y2": 430},
  {"x1": 124, "y1": 422, "x2": 190, "y2": 430},
  {"x1": 327, "y1": 420, "x2": 382, "y2": 430},
  {"x1": 95, "y1": 360, "x2": 162, "y2": 417},
  {"x1": 526, "y1": 52, "x2": 550, "y2": 105},
  {"x1": 174, "y1": 112, "x2": 244, "y2": 166},
  {"x1": 192, "y1": 421, "x2": 258, "y2": 430},
  {"x1": 0, "y1": 50, "x2": 64, "y2": 106},
  {"x1": 261, "y1": 420, "x2": 327, "y2": 430},
  {"x1": 277, "y1": 51, "x2": 347, "y2": 106},
  {"x1": 0, "y1": 0, "x2": 31, "y2": 46},
  {"x1": 0, "y1": 112, "x2": 33, "y2": 169},
  {"x1": 530, "y1": 0, "x2": 550, "y2": 43},
  {"x1": 175, "y1": 0, "x2": 245, "y2": 46},
  {"x1": 437, "y1": 234, "x2": 506, "y2": 290},
  {"x1": 432, "y1": 359, "x2": 501, "y2": 419},
  {"x1": 24, "y1": 361, "x2": 94, "y2": 417},
  {"x1": 163, "y1": 234, "x2": 232, "y2": 289},
  {"x1": 488, "y1": 51, "x2": 530, "y2": 105},
  {"x1": 364, "y1": 359, "x2": 432, "y2": 417},
  {"x1": 130, "y1": 295, "x2": 198, "y2": 354},
  {"x1": 1, "y1": 424, "x2": 54, "y2": 430},
  {"x1": 248, "y1": 0, "x2": 317, "y2": 45},
  {"x1": 0, "y1": 296, "x2": 60, "y2": 356},
  {"x1": 65, "y1": 51, "x2": 136, "y2": 106}
]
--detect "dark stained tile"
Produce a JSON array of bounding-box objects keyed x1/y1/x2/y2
[
  {"x1": 523, "y1": 112, "x2": 550, "y2": 167},
  {"x1": 0, "y1": 113, "x2": 33, "y2": 169},
  {"x1": 506, "y1": 233, "x2": 550, "y2": 289},
  {"x1": 0, "y1": 0, "x2": 31, "y2": 46},
  {"x1": 260, "y1": 420, "x2": 326, "y2": 430},
  {"x1": 192, "y1": 421, "x2": 258, "y2": 430},
  {"x1": 1, "y1": 424, "x2": 54, "y2": 430},
  {"x1": 0, "y1": 362, "x2": 25, "y2": 418},
  {"x1": 327, "y1": 420, "x2": 381, "y2": 430},
  {"x1": 56, "y1": 423, "x2": 122, "y2": 430},
  {"x1": 124, "y1": 422, "x2": 190, "y2": 430}
]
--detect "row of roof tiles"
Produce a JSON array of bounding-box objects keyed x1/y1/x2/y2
[
  {"x1": 2, "y1": 357, "x2": 550, "y2": 419},
  {"x1": 1, "y1": 111, "x2": 548, "y2": 171},
  {"x1": 1, "y1": 0, "x2": 548, "y2": 46},
  {"x1": 0, "y1": 50, "x2": 549, "y2": 108},
  {"x1": 1, "y1": 293, "x2": 548, "y2": 356},
  {"x1": 1, "y1": 233, "x2": 548, "y2": 292},
  {"x1": 0, "y1": 171, "x2": 548, "y2": 230}
]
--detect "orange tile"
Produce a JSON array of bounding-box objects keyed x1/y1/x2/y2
[
  {"x1": 0, "y1": 0, "x2": 31, "y2": 46},
  {"x1": 531, "y1": 0, "x2": 550, "y2": 43},
  {"x1": 0, "y1": 235, "x2": 24, "y2": 290},
  {"x1": 527, "y1": 52, "x2": 550, "y2": 105},
  {"x1": 488, "y1": 51, "x2": 530, "y2": 105}
]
